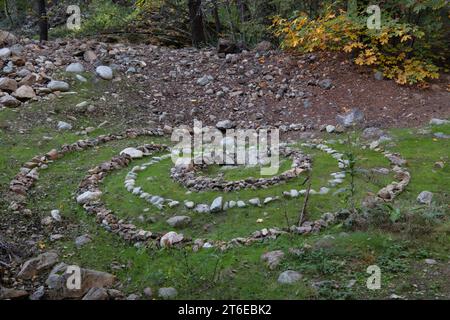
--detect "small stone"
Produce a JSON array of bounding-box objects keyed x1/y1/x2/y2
[
  {"x1": 75, "y1": 234, "x2": 92, "y2": 248},
  {"x1": 76, "y1": 191, "x2": 102, "y2": 204},
  {"x1": 95, "y1": 66, "x2": 113, "y2": 80},
  {"x1": 184, "y1": 201, "x2": 195, "y2": 209},
  {"x1": 160, "y1": 231, "x2": 184, "y2": 247},
  {"x1": 430, "y1": 118, "x2": 449, "y2": 126},
  {"x1": 216, "y1": 120, "x2": 235, "y2": 130},
  {"x1": 277, "y1": 270, "x2": 302, "y2": 284},
  {"x1": 319, "y1": 79, "x2": 333, "y2": 90},
  {"x1": 326, "y1": 125, "x2": 336, "y2": 133},
  {"x1": 434, "y1": 161, "x2": 445, "y2": 169},
  {"x1": 82, "y1": 287, "x2": 109, "y2": 300},
  {"x1": 374, "y1": 71, "x2": 384, "y2": 81},
  {"x1": 0, "y1": 94, "x2": 21, "y2": 107},
  {"x1": 65, "y1": 62, "x2": 85, "y2": 73},
  {"x1": 194, "y1": 204, "x2": 210, "y2": 213},
  {"x1": 57, "y1": 121, "x2": 72, "y2": 130},
  {"x1": 158, "y1": 287, "x2": 177, "y2": 299},
  {"x1": 336, "y1": 108, "x2": 365, "y2": 128},
  {"x1": 197, "y1": 75, "x2": 213, "y2": 86},
  {"x1": 18, "y1": 251, "x2": 59, "y2": 280},
  {"x1": 425, "y1": 259, "x2": 437, "y2": 265},
  {"x1": 237, "y1": 201, "x2": 246, "y2": 208},
  {"x1": 29, "y1": 286, "x2": 45, "y2": 300},
  {"x1": 50, "y1": 209, "x2": 62, "y2": 222},
  {"x1": 417, "y1": 191, "x2": 433, "y2": 205},
  {"x1": 13, "y1": 85, "x2": 36, "y2": 100},
  {"x1": 210, "y1": 196, "x2": 223, "y2": 213},
  {"x1": 249, "y1": 198, "x2": 261, "y2": 206},
  {"x1": 0, "y1": 77, "x2": 17, "y2": 92},
  {"x1": 47, "y1": 80, "x2": 70, "y2": 92},
  {"x1": 120, "y1": 147, "x2": 143, "y2": 159},
  {"x1": 143, "y1": 287, "x2": 153, "y2": 298},
  {"x1": 0, "y1": 47, "x2": 11, "y2": 59}
]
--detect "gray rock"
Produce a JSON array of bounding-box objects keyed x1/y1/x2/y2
[
  {"x1": 57, "y1": 121, "x2": 72, "y2": 130},
  {"x1": 362, "y1": 127, "x2": 385, "y2": 140},
  {"x1": 166, "y1": 216, "x2": 191, "y2": 228},
  {"x1": 143, "y1": 287, "x2": 153, "y2": 298},
  {"x1": 0, "y1": 47, "x2": 11, "y2": 59},
  {"x1": 120, "y1": 147, "x2": 143, "y2": 159},
  {"x1": 417, "y1": 191, "x2": 433, "y2": 205},
  {"x1": 326, "y1": 125, "x2": 336, "y2": 133},
  {"x1": 249, "y1": 198, "x2": 261, "y2": 206},
  {"x1": 29, "y1": 286, "x2": 45, "y2": 300},
  {"x1": 82, "y1": 287, "x2": 109, "y2": 300},
  {"x1": 50, "y1": 209, "x2": 62, "y2": 222},
  {"x1": 254, "y1": 41, "x2": 272, "y2": 53},
  {"x1": 194, "y1": 204, "x2": 210, "y2": 213},
  {"x1": 261, "y1": 250, "x2": 285, "y2": 270},
  {"x1": 75, "y1": 234, "x2": 92, "y2": 248},
  {"x1": 374, "y1": 71, "x2": 384, "y2": 81},
  {"x1": 95, "y1": 66, "x2": 113, "y2": 80},
  {"x1": 197, "y1": 75, "x2": 214, "y2": 86},
  {"x1": 216, "y1": 120, "x2": 235, "y2": 130},
  {"x1": 277, "y1": 270, "x2": 302, "y2": 284},
  {"x1": 76, "y1": 74, "x2": 87, "y2": 82},
  {"x1": 434, "y1": 132, "x2": 450, "y2": 139},
  {"x1": 160, "y1": 232, "x2": 184, "y2": 247},
  {"x1": 18, "y1": 251, "x2": 59, "y2": 280},
  {"x1": 158, "y1": 287, "x2": 177, "y2": 299},
  {"x1": 184, "y1": 201, "x2": 195, "y2": 209},
  {"x1": 430, "y1": 118, "x2": 449, "y2": 126},
  {"x1": 319, "y1": 79, "x2": 333, "y2": 90},
  {"x1": 0, "y1": 94, "x2": 21, "y2": 107},
  {"x1": 47, "y1": 80, "x2": 70, "y2": 92},
  {"x1": 336, "y1": 108, "x2": 365, "y2": 127},
  {"x1": 210, "y1": 196, "x2": 223, "y2": 212},
  {"x1": 0, "y1": 287, "x2": 28, "y2": 300},
  {"x1": 66, "y1": 62, "x2": 85, "y2": 73}
]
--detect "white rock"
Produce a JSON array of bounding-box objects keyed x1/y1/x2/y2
[
  {"x1": 65, "y1": 62, "x2": 85, "y2": 73},
  {"x1": 50, "y1": 210, "x2": 62, "y2": 222},
  {"x1": 184, "y1": 201, "x2": 195, "y2": 209},
  {"x1": 237, "y1": 201, "x2": 246, "y2": 208},
  {"x1": 210, "y1": 196, "x2": 223, "y2": 213},
  {"x1": 326, "y1": 125, "x2": 336, "y2": 133},
  {"x1": 249, "y1": 198, "x2": 261, "y2": 206},
  {"x1": 417, "y1": 191, "x2": 433, "y2": 205},
  {"x1": 95, "y1": 66, "x2": 113, "y2": 80},
  {"x1": 120, "y1": 148, "x2": 143, "y2": 159},
  {"x1": 160, "y1": 232, "x2": 184, "y2": 248},
  {"x1": 57, "y1": 121, "x2": 72, "y2": 130},
  {"x1": 0, "y1": 48, "x2": 11, "y2": 59},
  {"x1": 47, "y1": 80, "x2": 70, "y2": 92},
  {"x1": 76, "y1": 191, "x2": 102, "y2": 204},
  {"x1": 430, "y1": 118, "x2": 449, "y2": 126},
  {"x1": 277, "y1": 270, "x2": 302, "y2": 284}
]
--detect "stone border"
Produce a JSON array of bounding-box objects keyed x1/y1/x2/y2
[
  {"x1": 7, "y1": 128, "x2": 164, "y2": 214},
  {"x1": 169, "y1": 148, "x2": 311, "y2": 192}
]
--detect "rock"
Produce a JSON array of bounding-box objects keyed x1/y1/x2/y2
[
  {"x1": 13, "y1": 85, "x2": 36, "y2": 100},
  {"x1": 160, "y1": 231, "x2": 184, "y2": 248},
  {"x1": 0, "y1": 286, "x2": 28, "y2": 300},
  {"x1": 127, "y1": 293, "x2": 140, "y2": 300},
  {"x1": 216, "y1": 120, "x2": 235, "y2": 130},
  {"x1": 197, "y1": 75, "x2": 214, "y2": 86},
  {"x1": 29, "y1": 286, "x2": 45, "y2": 300},
  {"x1": 336, "y1": 108, "x2": 365, "y2": 127},
  {"x1": 430, "y1": 118, "x2": 449, "y2": 126},
  {"x1": 0, "y1": 77, "x2": 17, "y2": 92},
  {"x1": 326, "y1": 125, "x2": 336, "y2": 133},
  {"x1": 66, "y1": 62, "x2": 85, "y2": 73},
  {"x1": 120, "y1": 147, "x2": 143, "y2": 159},
  {"x1": 50, "y1": 209, "x2": 62, "y2": 222},
  {"x1": 425, "y1": 259, "x2": 437, "y2": 265},
  {"x1": 75, "y1": 234, "x2": 92, "y2": 248},
  {"x1": 76, "y1": 191, "x2": 102, "y2": 204},
  {"x1": 319, "y1": 79, "x2": 333, "y2": 90},
  {"x1": 0, "y1": 31, "x2": 18, "y2": 46},
  {"x1": 277, "y1": 270, "x2": 302, "y2": 284},
  {"x1": 57, "y1": 121, "x2": 72, "y2": 130},
  {"x1": 0, "y1": 94, "x2": 21, "y2": 107},
  {"x1": 217, "y1": 38, "x2": 238, "y2": 54},
  {"x1": 95, "y1": 66, "x2": 113, "y2": 80},
  {"x1": 417, "y1": 191, "x2": 433, "y2": 205},
  {"x1": 82, "y1": 287, "x2": 109, "y2": 300},
  {"x1": 237, "y1": 201, "x2": 246, "y2": 208},
  {"x1": 374, "y1": 71, "x2": 384, "y2": 81},
  {"x1": 184, "y1": 201, "x2": 195, "y2": 209},
  {"x1": 249, "y1": 198, "x2": 261, "y2": 206},
  {"x1": 166, "y1": 216, "x2": 191, "y2": 228},
  {"x1": 46, "y1": 263, "x2": 116, "y2": 299},
  {"x1": 158, "y1": 287, "x2": 177, "y2": 300},
  {"x1": 434, "y1": 161, "x2": 445, "y2": 169},
  {"x1": 17, "y1": 251, "x2": 59, "y2": 280},
  {"x1": 434, "y1": 132, "x2": 450, "y2": 139},
  {"x1": 0, "y1": 47, "x2": 11, "y2": 59},
  {"x1": 254, "y1": 41, "x2": 272, "y2": 53},
  {"x1": 47, "y1": 80, "x2": 70, "y2": 92},
  {"x1": 261, "y1": 250, "x2": 285, "y2": 270},
  {"x1": 143, "y1": 287, "x2": 153, "y2": 298},
  {"x1": 76, "y1": 74, "x2": 87, "y2": 82},
  {"x1": 210, "y1": 196, "x2": 223, "y2": 213},
  {"x1": 194, "y1": 204, "x2": 210, "y2": 213},
  {"x1": 84, "y1": 50, "x2": 97, "y2": 63}
]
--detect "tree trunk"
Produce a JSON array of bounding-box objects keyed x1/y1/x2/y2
[
  {"x1": 212, "y1": 0, "x2": 222, "y2": 34},
  {"x1": 188, "y1": 0, "x2": 206, "y2": 47},
  {"x1": 37, "y1": 0, "x2": 48, "y2": 42}
]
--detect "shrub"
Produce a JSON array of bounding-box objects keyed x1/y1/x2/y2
[{"x1": 272, "y1": 1, "x2": 449, "y2": 85}]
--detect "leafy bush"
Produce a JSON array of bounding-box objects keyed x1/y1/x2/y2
[{"x1": 272, "y1": 1, "x2": 449, "y2": 85}]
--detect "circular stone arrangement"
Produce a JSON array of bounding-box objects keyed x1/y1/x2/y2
[{"x1": 7, "y1": 129, "x2": 410, "y2": 252}]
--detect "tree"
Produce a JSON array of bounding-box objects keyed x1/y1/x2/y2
[
  {"x1": 188, "y1": 0, "x2": 205, "y2": 47},
  {"x1": 36, "y1": 0, "x2": 48, "y2": 41}
]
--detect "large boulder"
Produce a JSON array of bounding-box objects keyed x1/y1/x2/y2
[
  {"x1": 0, "y1": 77, "x2": 17, "y2": 92},
  {"x1": 0, "y1": 30, "x2": 18, "y2": 46},
  {"x1": 17, "y1": 251, "x2": 59, "y2": 280},
  {"x1": 46, "y1": 263, "x2": 116, "y2": 300}
]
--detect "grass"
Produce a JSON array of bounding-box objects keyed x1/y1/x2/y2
[{"x1": 1, "y1": 80, "x2": 449, "y2": 300}]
